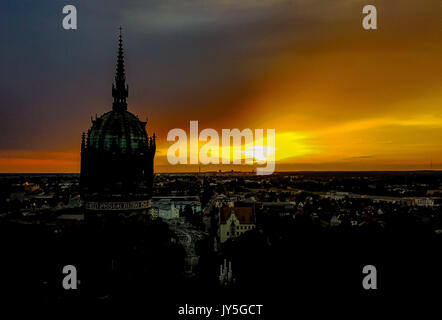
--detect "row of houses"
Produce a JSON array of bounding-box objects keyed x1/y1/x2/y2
[{"x1": 324, "y1": 191, "x2": 441, "y2": 207}]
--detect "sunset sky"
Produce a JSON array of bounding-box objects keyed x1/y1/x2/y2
[{"x1": 0, "y1": 0, "x2": 441, "y2": 173}]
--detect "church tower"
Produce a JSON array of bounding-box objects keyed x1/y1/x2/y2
[{"x1": 80, "y1": 28, "x2": 156, "y2": 217}]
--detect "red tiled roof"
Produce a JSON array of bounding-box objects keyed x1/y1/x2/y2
[{"x1": 220, "y1": 207, "x2": 255, "y2": 224}]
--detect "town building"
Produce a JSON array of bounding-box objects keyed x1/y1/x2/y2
[
  {"x1": 151, "y1": 200, "x2": 180, "y2": 220},
  {"x1": 219, "y1": 207, "x2": 256, "y2": 243}
]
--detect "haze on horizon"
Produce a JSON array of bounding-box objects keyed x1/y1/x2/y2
[{"x1": 0, "y1": 0, "x2": 441, "y2": 173}]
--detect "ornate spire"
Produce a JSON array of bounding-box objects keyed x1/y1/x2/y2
[{"x1": 112, "y1": 26, "x2": 129, "y2": 111}]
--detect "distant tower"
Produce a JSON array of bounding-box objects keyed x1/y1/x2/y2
[{"x1": 80, "y1": 28, "x2": 156, "y2": 217}]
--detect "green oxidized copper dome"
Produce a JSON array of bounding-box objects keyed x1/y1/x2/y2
[{"x1": 87, "y1": 110, "x2": 148, "y2": 153}]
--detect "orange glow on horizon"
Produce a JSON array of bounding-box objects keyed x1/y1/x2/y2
[{"x1": 1, "y1": 1, "x2": 441, "y2": 173}]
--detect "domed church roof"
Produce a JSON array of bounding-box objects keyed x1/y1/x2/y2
[
  {"x1": 80, "y1": 27, "x2": 156, "y2": 213},
  {"x1": 84, "y1": 27, "x2": 153, "y2": 155},
  {"x1": 88, "y1": 110, "x2": 148, "y2": 153}
]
